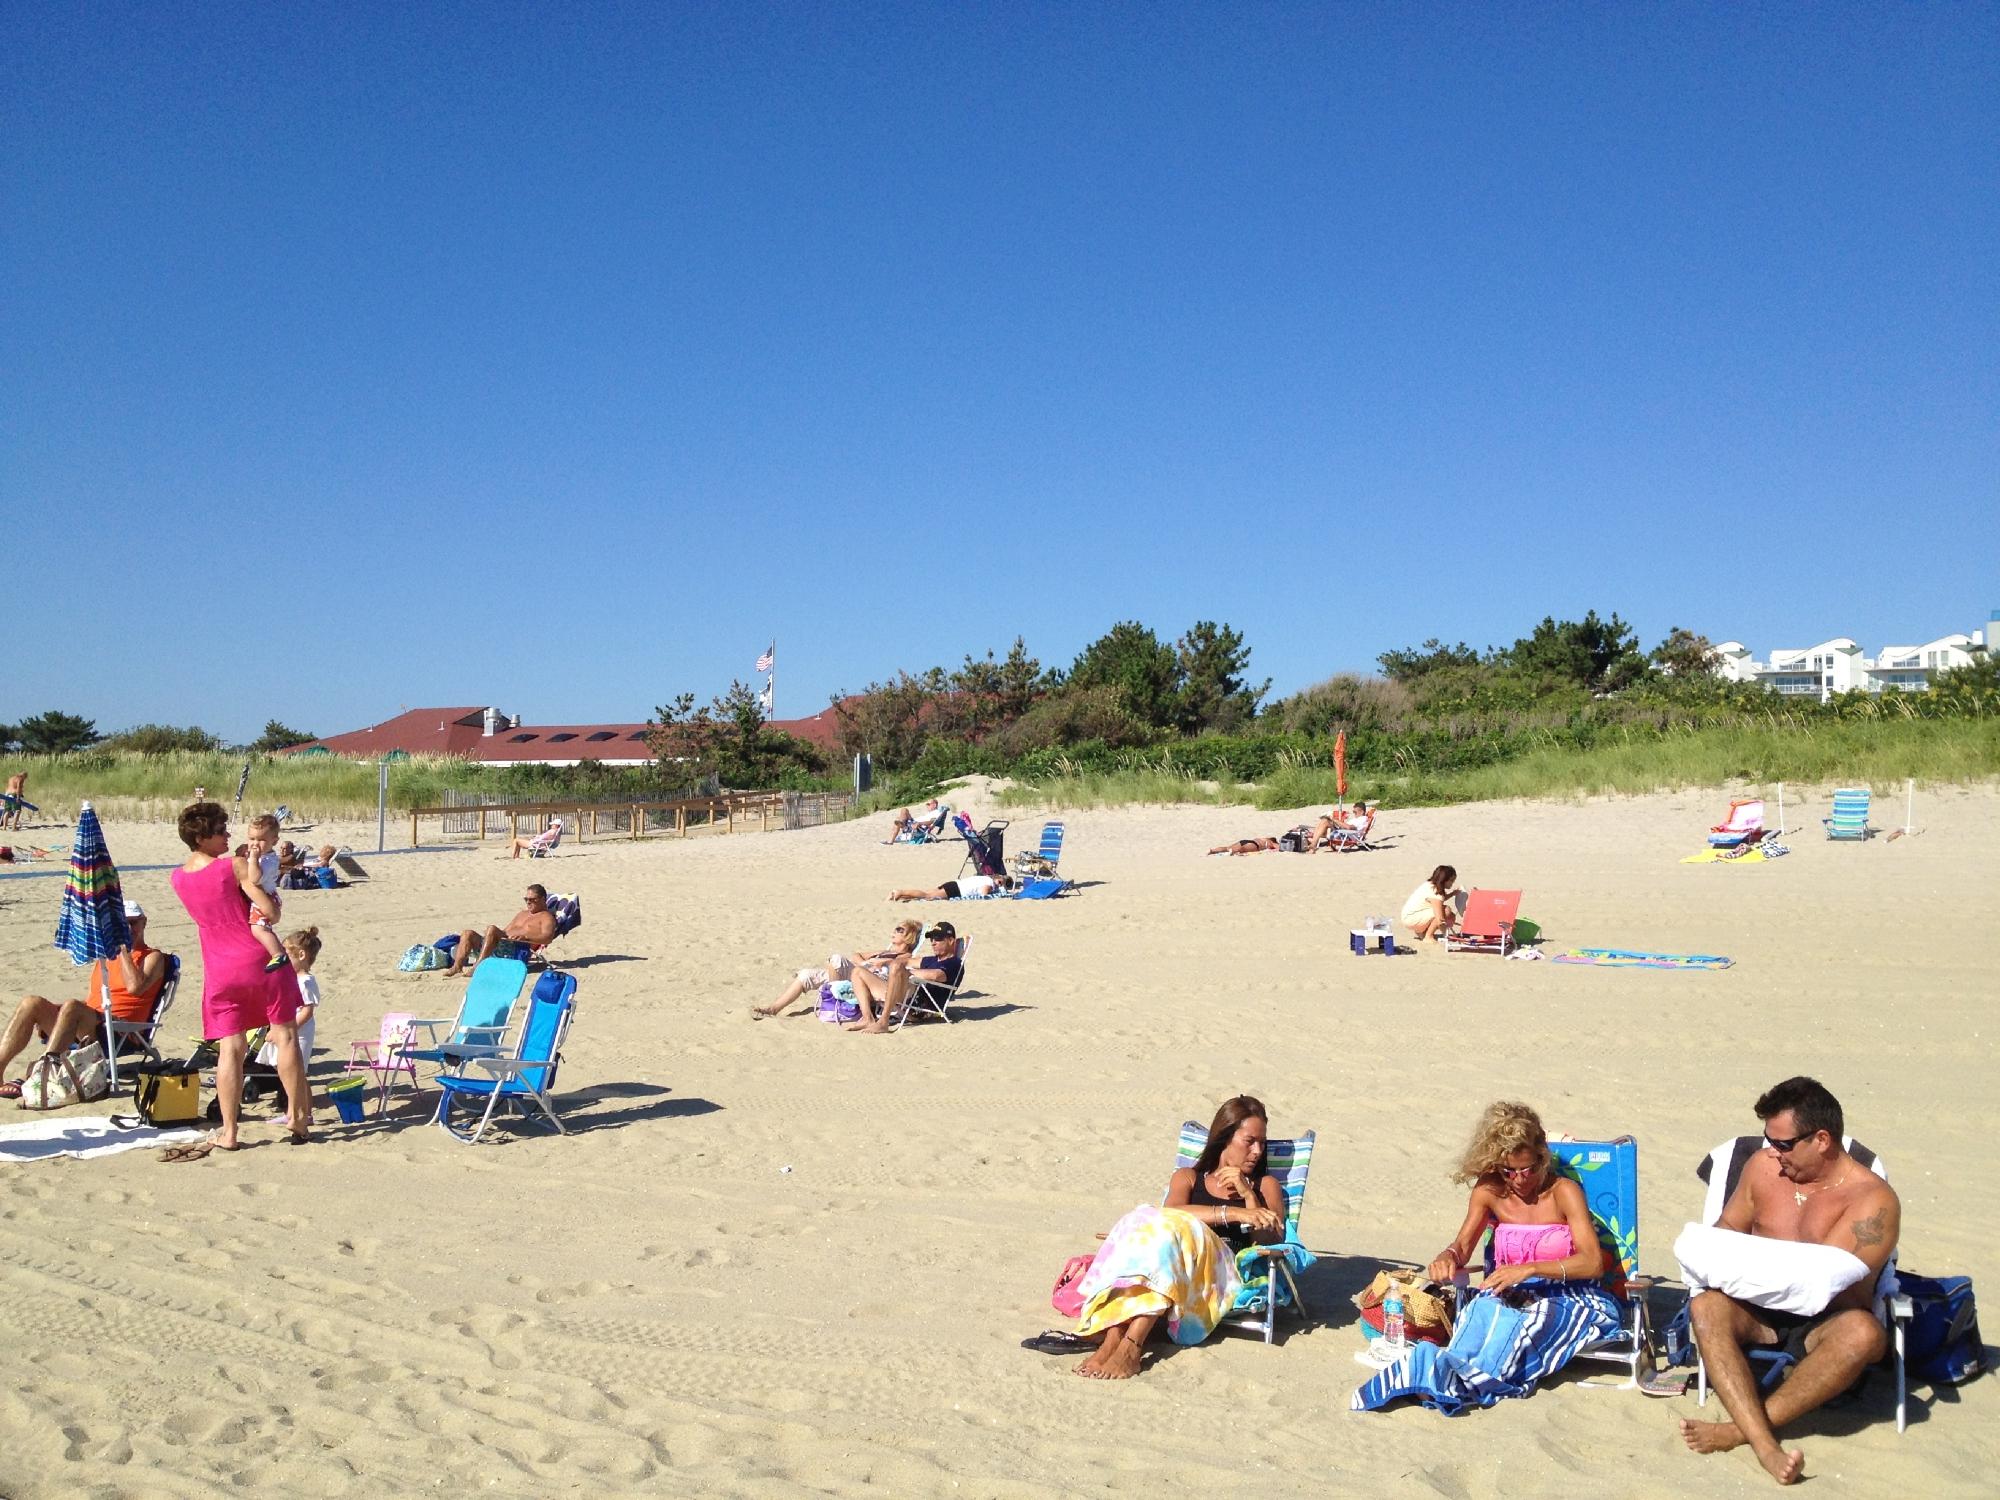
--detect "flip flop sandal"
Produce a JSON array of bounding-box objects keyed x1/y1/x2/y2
[
  {"x1": 159, "y1": 1141, "x2": 217, "y2": 1164},
  {"x1": 1639, "y1": 1366, "x2": 1693, "y2": 1398},
  {"x1": 0, "y1": 1082, "x2": 21, "y2": 1100},
  {"x1": 1021, "y1": 1331, "x2": 1093, "y2": 1356}
]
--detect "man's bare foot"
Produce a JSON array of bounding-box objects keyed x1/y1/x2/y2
[
  {"x1": 1754, "y1": 1445, "x2": 1805, "y2": 1485},
  {"x1": 1679, "y1": 1418, "x2": 1743, "y2": 1454}
]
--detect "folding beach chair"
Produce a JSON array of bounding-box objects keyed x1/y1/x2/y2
[
  {"x1": 1707, "y1": 799, "x2": 1765, "y2": 848},
  {"x1": 903, "y1": 803, "x2": 952, "y2": 844},
  {"x1": 103, "y1": 954, "x2": 181, "y2": 1088},
  {"x1": 890, "y1": 937, "x2": 972, "y2": 1029},
  {"x1": 1012, "y1": 821, "x2": 1066, "y2": 879},
  {"x1": 399, "y1": 957, "x2": 530, "y2": 1082},
  {"x1": 1690, "y1": 1135, "x2": 1913, "y2": 1431},
  {"x1": 1320, "y1": 810, "x2": 1377, "y2": 852},
  {"x1": 528, "y1": 893, "x2": 583, "y2": 966},
  {"x1": 348, "y1": 1012, "x2": 423, "y2": 1116},
  {"x1": 525, "y1": 817, "x2": 565, "y2": 857},
  {"x1": 433, "y1": 970, "x2": 577, "y2": 1144},
  {"x1": 953, "y1": 814, "x2": 1009, "y2": 880},
  {"x1": 1169, "y1": 1121, "x2": 1316, "y2": 1344},
  {"x1": 1823, "y1": 789, "x2": 1873, "y2": 841},
  {"x1": 1444, "y1": 889, "x2": 1520, "y2": 955}
]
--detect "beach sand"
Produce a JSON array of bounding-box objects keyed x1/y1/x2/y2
[{"x1": 0, "y1": 786, "x2": 1993, "y2": 1497}]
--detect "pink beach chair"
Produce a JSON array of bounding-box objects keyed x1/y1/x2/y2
[
  {"x1": 349, "y1": 1012, "x2": 422, "y2": 1115},
  {"x1": 1707, "y1": 799, "x2": 1764, "y2": 848},
  {"x1": 1444, "y1": 889, "x2": 1521, "y2": 956}
]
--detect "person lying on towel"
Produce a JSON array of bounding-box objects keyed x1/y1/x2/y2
[
  {"x1": 887, "y1": 874, "x2": 1017, "y2": 901},
  {"x1": 1678, "y1": 1076, "x2": 1900, "y2": 1488}
]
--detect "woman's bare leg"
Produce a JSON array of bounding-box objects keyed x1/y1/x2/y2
[{"x1": 1078, "y1": 1313, "x2": 1160, "y2": 1379}]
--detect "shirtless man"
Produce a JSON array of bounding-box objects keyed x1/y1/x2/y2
[
  {"x1": 443, "y1": 884, "x2": 559, "y2": 977},
  {"x1": 1681, "y1": 1076, "x2": 1900, "y2": 1486},
  {"x1": 2, "y1": 770, "x2": 26, "y2": 831}
]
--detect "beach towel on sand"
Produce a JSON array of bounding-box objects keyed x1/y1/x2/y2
[
  {"x1": 1550, "y1": 948, "x2": 1732, "y2": 970},
  {"x1": 1351, "y1": 1283, "x2": 1621, "y2": 1415},
  {"x1": 1075, "y1": 1205, "x2": 1241, "y2": 1346},
  {"x1": 0, "y1": 1116, "x2": 204, "y2": 1165}
]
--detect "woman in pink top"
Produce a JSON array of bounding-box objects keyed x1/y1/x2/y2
[
  {"x1": 1426, "y1": 1101, "x2": 1604, "y2": 1291},
  {"x1": 170, "y1": 801, "x2": 309, "y2": 1150}
]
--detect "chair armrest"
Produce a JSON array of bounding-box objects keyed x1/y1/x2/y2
[
  {"x1": 436, "y1": 1043, "x2": 507, "y2": 1062},
  {"x1": 1889, "y1": 1293, "x2": 1913, "y2": 1322}
]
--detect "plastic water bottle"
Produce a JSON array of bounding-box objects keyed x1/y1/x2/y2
[{"x1": 1383, "y1": 1283, "x2": 1407, "y2": 1347}]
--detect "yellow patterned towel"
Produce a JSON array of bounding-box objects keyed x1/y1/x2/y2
[{"x1": 1075, "y1": 1205, "x2": 1241, "y2": 1346}]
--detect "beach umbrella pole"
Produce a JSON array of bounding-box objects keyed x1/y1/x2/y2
[{"x1": 1905, "y1": 778, "x2": 1915, "y2": 836}]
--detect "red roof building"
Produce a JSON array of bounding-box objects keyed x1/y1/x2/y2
[{"x1": 288, "y1": 704, "x2": 851, "y2": 766}]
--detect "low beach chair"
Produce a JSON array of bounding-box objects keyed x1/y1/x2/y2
[
  {"x1": 1823, "y1": 788, "x2": 1872, "y2": 841},
  {"x1": 528, "y1": 893, "x2": 583, "y2": 966},
  {"x1": 904, "y1": 803, "x2": 952, "y2": 843},
  {"x1": 1319, "y1": 810, "x2": 1377, "y2": 852},
  {"x1": 400, "y1": 957, "x2": 530, "y2": 1082},
  {"x1": 103, "y1": 954, "x2": 181, "y2": 1088},
  {"x1": 1690, "y1": 1135, "x2": 1912, "y2": 1431},
  {"x1": 348, "y1": 1012, "x2": 423, "y2": 1116},
  {"x1": 433, "y1": 971, "x2": 577, "y2": 1144},
  {"x1": 1169, "y1": 1121, "x2": 1316, "y2": 1344},
  {"x1": 1707, "y1": 799, "x2": 1765, "y2": 848},
  {"x1": 525, "y1": 818, "x2": 566, "y2": 858},
  {"x1": 1444, "y1": 889, "x2": 1521, "y2": 955},
  {"x1": 890, "y1": 937, "x2": 972, "y2": 1029},
  {"x1": 1011, "y1": 821, "x2": 1066, "y2": 879}
]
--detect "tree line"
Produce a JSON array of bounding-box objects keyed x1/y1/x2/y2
[{"x1": 0, "y1": 715, "x2": 316, "y2": 756}]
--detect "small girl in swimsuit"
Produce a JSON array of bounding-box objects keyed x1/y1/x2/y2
[{"x1": 1425, "y1": 1100, "x2": 1604, "y2": 1293}]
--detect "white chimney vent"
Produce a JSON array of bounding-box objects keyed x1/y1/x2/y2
[{"x1": 482, "y1": 708, "x2": 499, "y2": 737}]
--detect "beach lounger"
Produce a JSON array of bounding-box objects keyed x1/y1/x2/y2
[
  {"x1": 1011, "y1": 821, "x2": 1066, "y2": 879},
  {"x1": 103, "y1": 954, "x2": 181, "y2": 1088},
  {"x1": 1707, "y1": 799, "x2": 1765, "y2": 848},
  {"x1": 1170, "y1": 1120, "x2": 1316, "y2": 1344},
  {"x1": 399, "y1": 957, "x2": 530, "y2": 1082},
  {"x1": 527, "y1": 893, "x2": 583, "y2": 966},
  {"x1": 1823, "y1": 788, "x2": 1873, "y2": 841},
  {"x1": 1444, "y1": 889, "x2": 1521, "y2": 955},
  {"x1": 433, "y1": 970, "x2": 577, "y2": 1144},
  {"x1": 1690, "y1": 1134, "x2": 1912, "y2": 1431},
  {"x1": 348, "y1": 1012, "x2": 423, "y2": 1116},
  {"x1": 889, "y1": 937, "x2": 972, "y2": 1029}
]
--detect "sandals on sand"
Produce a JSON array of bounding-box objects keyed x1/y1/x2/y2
[
  {"x1": 160, "y1": 1140, "x2": 220, "y2": 1163},
  {"x1": 1639, "y1": 1365, "x2": 1693, "y2": 1398},
  {"x1": 0, "y1": 1081, "x2": 20, "y2": 1100},
  {"x1": 1021, "y1": 1331, "x2": 1093, "y2": 1356}
]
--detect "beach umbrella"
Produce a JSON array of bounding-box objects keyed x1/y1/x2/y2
[
  {"x1": 53, "y1": 801, "x2": 132, "y2": 1087},
  {"x1": 1333, "y1": 730, "x2": 1348, "y2": 810}
]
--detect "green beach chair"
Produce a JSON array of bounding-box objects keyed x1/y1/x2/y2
[{"x1": 1823, "y1": 788, "x2": 1873, "y2": 840}]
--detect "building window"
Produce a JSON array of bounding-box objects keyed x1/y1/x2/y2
[
  {"x1": 547, "y1": 732, "x2": 578, "y2": 743},
  {"x1": 586, "y1": 731, "x2": 617, "y2": 742},
  {"x1": 508, "y1": 733, "x2": 537, "y2": 743}
]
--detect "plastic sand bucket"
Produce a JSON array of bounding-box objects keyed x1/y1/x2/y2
[{"x1": 327, "y1": 1074, "x2": 370, "y2": 1124}]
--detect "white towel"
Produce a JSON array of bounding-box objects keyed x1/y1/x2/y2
[
  {"x1": 1673, "y1": 1222, "x2": 1868, "y2": 1317},
  {"x1": 0, "y1": 1116, "x2": 204, "y2": 1165}
]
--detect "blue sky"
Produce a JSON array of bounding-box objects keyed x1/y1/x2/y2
[{"x1": 5, "y1": 3, "x2": 1994, "y2": 743}]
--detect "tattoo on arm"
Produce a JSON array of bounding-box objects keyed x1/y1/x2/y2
[{"x1": 1852, "y1": 1209, "x2": 1886, "y2": 1249}]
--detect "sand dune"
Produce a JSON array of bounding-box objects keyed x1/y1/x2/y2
[{"x1": 0, "y1": 787, "x2": 1993, "y2": 1497}]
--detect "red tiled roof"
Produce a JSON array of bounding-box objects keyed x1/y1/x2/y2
[{"x1": 287, "y1": 702, "x2": 858, "y2": 762}]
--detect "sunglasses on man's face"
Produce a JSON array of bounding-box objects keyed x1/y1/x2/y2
[{"x1": 1763, "y1": 1131, "x2": 1807, "y2": 1154}]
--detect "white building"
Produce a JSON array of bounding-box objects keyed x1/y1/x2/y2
[{"x1": 1711, "y1": 617, "x2": 1990, "y2": 702}]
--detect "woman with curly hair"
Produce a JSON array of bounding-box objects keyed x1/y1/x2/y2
[{"x1": 1425, "y1": 1102, "x2": 1604, "y2": 1292}]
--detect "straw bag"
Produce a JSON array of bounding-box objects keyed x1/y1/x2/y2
[{"x1": 1354, "y1": 1270, "x2": 1456, "y2": 1345}]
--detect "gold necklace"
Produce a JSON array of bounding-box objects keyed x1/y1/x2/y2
[{"x1": 1792, "y1": 1164, "x2": 1851, "y2": 1207}]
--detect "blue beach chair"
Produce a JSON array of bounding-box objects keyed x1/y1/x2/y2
[
  {"x1": 1824, "y1": 788, "x2": 1872, "y2": 841},
  {"x1": 433, "y1": 970, "x2": 577, "y2": 1144},
  {"x1": 1170, "y1": 1121, "x2": 1317, "y2": 1344},
  {"x1": 400, "y1": 957, "x2": 530, "y2": 1083},
  {"x1": 1012, "y1": 821, "x2": 1066, "y2": 879}
]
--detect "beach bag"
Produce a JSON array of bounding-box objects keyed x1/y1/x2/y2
[
  {"x1": 18, "y1": 1043, "x2": 108, "y2": 1109},
  {"x1": 397, "y1": 943, "x2": 448, "y2": 973},
  {"x1": 1278, "y1": 826, "x2": 1311, "y2": 853},
  {"x1": 1899, "y1": 1273, "x2": 1984, "y2": 1386},
  {"x1": 1354, "y1": 1270, "x2": 1456, "y2": 1345},
  {"x1": 1051, "y1": 1252, "x2": 1098, "y2": 1319},
  {"x1": 132, "y1": 1063, "x2": 202, "y2": 1126},
  {"x1": 817, "y1": 982, "x2": 860, "y2": 1025}
]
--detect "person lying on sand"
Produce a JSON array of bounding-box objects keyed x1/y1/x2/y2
[
  {"x1": 753, "y1": 919, "x2": 921, "y2": 1018},
  {"x1": 1207, "y1": 836, "x2": 1284, "y2": 855},
  {"x1": 889, "y1": 874, "x2": 1016, "y2": 900},
  {"x1": 1679, "y1": 1076, "x2": 1900, "y2": 1488},
  {"x1": 443, "y1": 884, "x2": 559, "y2": 977},
  {"x1": 844, "y1": 923, "x2": 962, "y2": 1034},
  {"x1": 1023, "y1": 1095, "x2": 1288, "y2": 1379}
]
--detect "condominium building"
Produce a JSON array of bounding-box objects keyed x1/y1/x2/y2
[{"x1": 1711, "y1": 615, "x2": 1991, "y2": 701}]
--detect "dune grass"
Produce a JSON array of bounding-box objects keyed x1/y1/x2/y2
[{"x1": 999, "y1": 719, "x2": 2000, "y2": 812}]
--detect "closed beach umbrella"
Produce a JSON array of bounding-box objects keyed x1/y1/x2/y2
[
  {"x1": 53, "y1": 801, "x2": 132, "y2": 1085},
  {"x1": 1333, "y1": 730, "x2": 1348, "y2": 809}
]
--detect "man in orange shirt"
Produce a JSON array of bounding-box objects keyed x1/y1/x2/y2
[{"x1": 0, "y1": 901, "x2": 167, "y2": 1098}]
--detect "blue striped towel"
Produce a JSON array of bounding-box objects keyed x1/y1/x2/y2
[{"x1": 1351, "y1": 1283, "x2": 1622, "y2": 1415}]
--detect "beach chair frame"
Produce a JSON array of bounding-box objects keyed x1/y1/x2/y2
[
  {"x1": 102, "y1": 955, "x2": 181, "y2": 1090},
  {"x1": 432, "y1": 973, "x2": 576, "y2": 1145},
  {"x1": 1170, "y1": 1122, "x2": 1316, "y2": 1344},
  {"x1": 1318, "y1": 810, "x2": 1378, "y2": 852},
  {"x1": 1692, "y1": 1135, "x2": 1912, "y2": 1433},
  {"x1": 348, "y1": 1011, "x2": 423, "y2": 1116},
  {"x1": 1823, "y1": 788, "x2": 1873, "y2": 841},
  {"x1": 890, "y1": 937, "x2": 973, "y2": 1030},
  {"x1": 1443, "y1": 889, "x2": 1520, "y2": 956},
  {"x1": 399, "y1": 958, "x2": 531, "y2": 1091},
  {"x1": 1011, "y1": 821, "x2": 1066, "y2": 879}
]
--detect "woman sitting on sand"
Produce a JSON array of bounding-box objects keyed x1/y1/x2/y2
[
  {"x1": 1401, "y1": 864, "x2": 1459, "y2": 943},
  {"x1": 1032, "y1": 1095, "x2": 1288, "y2": 1380},
  {"x1": 1425, "y1": 1102, "x2": 1603, "y2": 1291}
]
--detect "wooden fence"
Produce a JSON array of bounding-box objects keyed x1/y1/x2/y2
[{"x1": 404, "y1": 790, "x2": 857, "y2": 847}]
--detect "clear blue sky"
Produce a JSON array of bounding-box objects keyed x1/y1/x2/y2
[{"x1": 6, "y1": 3, "x2": 1994, "y2": 744}]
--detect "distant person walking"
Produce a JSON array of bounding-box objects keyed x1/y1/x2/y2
[
  {"x1": 2, "y1": 770, "x2": 27, "y2": 831},
  {"x1": 169, "y1": 801, "x2": 310, "y2": 1154}
]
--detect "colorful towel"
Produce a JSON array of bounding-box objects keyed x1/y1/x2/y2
[
  {"x1": 1075, "y1": 1204, "x2": 1241, "y2": 1347},
  {"x1": 1551, "y1": 948, "x2": 1733, "y2": 970},
  {"x1": 1231, "y1": 1240, "x2": 1317, "y2": 1313},
  {"x1": 1351, "y1": 1283, "x2": 1623, "y2": 1415}
]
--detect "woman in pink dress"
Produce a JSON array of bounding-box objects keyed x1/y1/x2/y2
[{"x1": 170, "y1": 802, "x2": 309, "y2": 1150}]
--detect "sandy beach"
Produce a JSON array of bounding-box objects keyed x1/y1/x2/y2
[{"x1": 0, "y1": 785, "x2": 1993, "y2": 1498}]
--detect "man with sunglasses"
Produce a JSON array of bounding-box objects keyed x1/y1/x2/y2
[{"x1": 1680, "y1": 1076, "x2": 1900, "y2": 1486}]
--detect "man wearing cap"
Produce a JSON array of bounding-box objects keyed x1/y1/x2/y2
[
  {"x1": 0, "y1": 901, "x2": 168, "y2": 1097},
  {"x1": 846, "y1": 921, "x2": 964, "y2": 1034}
]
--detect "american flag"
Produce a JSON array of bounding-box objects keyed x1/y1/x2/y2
[{"x1": 755, "y1": 642, "x2": 775, "y2": 673}]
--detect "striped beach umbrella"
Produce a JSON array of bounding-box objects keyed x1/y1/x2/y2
[{"x1": 54, "y1": 801, "x2": 129, "y2": 964}]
